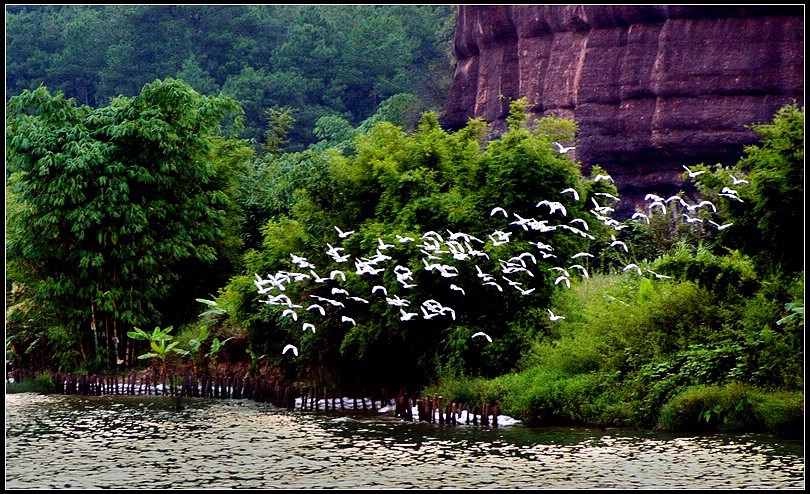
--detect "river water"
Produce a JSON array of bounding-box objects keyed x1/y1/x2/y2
[{"x1": 5, "y1": 392, "x2": 804, "y2": 489}]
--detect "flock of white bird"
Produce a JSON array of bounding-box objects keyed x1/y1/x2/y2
[{"x1": 256, "y1": 148, "x2": 746, "y2": 359}]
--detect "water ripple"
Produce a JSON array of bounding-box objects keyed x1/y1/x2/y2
[{"x1": 6, "y1": 393, "x2": 804, "y2": 489}]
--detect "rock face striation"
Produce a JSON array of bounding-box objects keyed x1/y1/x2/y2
[{"x1": 440, "y1": 5, "x2": 804, "y2": 216}]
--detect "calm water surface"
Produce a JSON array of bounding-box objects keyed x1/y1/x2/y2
[{"x1": 5, "y1": 393, "x2": 804, "y2": 489}]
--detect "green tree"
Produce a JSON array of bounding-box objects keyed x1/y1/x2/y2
[
  {"x1": 693, "y1": 104, "x2": 804, "y2": 275},
  {"x1": 6, "y1": 79, "x2": 244, "y2": 371}
]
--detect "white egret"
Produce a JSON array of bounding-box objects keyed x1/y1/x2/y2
[
  {"x1": 331, "y1": 287, "x2": 349, "y2": 296},
  {"x1": 396, "y1": 234, "x2": 415, "y2": 243},
  {"x1": 530, "y1": 240, "x2": 554, "y2": 252},
  {"x1": 593, "y1": 174, "x2": 614, "y2": 183},
  {"x1": 536, "y1": 200, "x2": 567, "y2": 217},
  {"x1": 488, "y1": 230, "x2": 512, "y2": 246},
  {"x1": 471, "y1": 331, "x2": 493, "y2": 343},
  {"x1": 631, "y1": 211, "x2": 650, "y2": 224},
  {"x1": 547, "y1": 309, "x2": 565, "y2": 322},
  {"x1": 490, "y1": 206, "x2": 509, "y2": 217},
  {"x1": 254, "y1": 279, "x2": 273, "y2": 295},
  {"x1": 569, "y1": 264, "x2": 589, "y2": 278},
  {"x1": 449, "y1": 284, "x2": 466, "y2": 295},
  {"x1": 341, "y1": 316, "x2": 356, "y2": 326},
  {"x1": 666, "y1": 195, "x2": 687, "y2": 207},
  {"x1": 281, "y1": 308, "x2": 298, "y2": 321},
  {"x1": 334, "y1": 226, "x2": 355, "y2": 238},
  {"x1": 720, "y1": 192, "x2": 744, "y2": 202},
  {"x1": 400, "y1": 309, "x2": 419, "y2": 321},
  {"x1": 648, "y1": 201, "x2": 667, "y2": 214},
  {"x1": 371, "y1": 285, "x2": 388, "y2": 296},
  {"x1": 550, "y1": 266, "x2": 570, "y2": 277},
  {"x1": 646, "y1": 269, "x2": 671, "y2": 279},
  {"x1": 306, "y1": 304, "x2": 326, "y2": 316},
  {"x1": 378, "y1": 237, "x2": 395, "y2": 250},
  {"x1": 610, "y1": 239, "x2": 629, "y2": 252},
  {"x1": 692, "y1": 200, "x2": 717, "y2": 213},
  {"x1": 348, "y1": 296, "x2": 370, "y2": 304},
  {"x1": 386, "y1": 295, "x2": 411, "y2": 307},
  {"x1": 682, "y1": 214, "x2": 703, "y2": 224},
  {"x1": 330, "y1": 270, "x2": 346, "y2": 282},
  {"x1": 325, "y1": 243, "x2": 344, "y2": 256},
  {"x1": 571, "y1": 252, "x2": 594, "y2": 259},
  {"x1": 554, "y1": 275, "x2": 571, "y2": 289},
  {"x1": 290, "y1": 253, "x2": 315, "y2": 269},
  {"x1": 302, "y1": 323, "x2": 316, "y2": 333},
  {"x1": 282, "y1": 344, "x2": 298, "y2": 357},
  {"x1": 560, "y1": 188, "x2": 580, "y2": 201},
  {"x1": 552, "y1": 141, "x2": 576, "y2": 153},
  {"x1": 595, "y1": 192, "x2": 620, "y2": 202},
  {"x1": 622, "y1": 263, "x2": 642, "y2": 275},
  {"x1": 682, "y1": 165, "x2": 705, "y2": 178},
  {"x1": 730, "y1": 174, "x2": 748, "y2": 185},
  {"x1": 309, "y1": 269, "x2": 330, "y2": 283},
  {"x1": 709, "y1": 220, "x2": 734, "y2": 230},
  {"x1": 483, "y1": 281, "x2": 503, "y2": 292}
]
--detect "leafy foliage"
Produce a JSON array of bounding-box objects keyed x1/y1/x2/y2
[
  {"x1": 6, "y1": 5, "x2": 456, "y2": 150},
  {"x1": 6, "y1": 79, "x2": 245, "y2": 370}
]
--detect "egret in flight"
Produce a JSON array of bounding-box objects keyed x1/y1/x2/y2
[
  {"x1": 282, "y1": 344, "x2": 298, "y2": 357},
  {"x1": 490, "y1": 206, "x2": 508, "y2": 217},
  {"x1": 547, "y1": 309, "x2": 565, "y2": 322},
  {"x1": 610, "y1": 239, "x2": 629, "y2": 252},
  {"x1": 554, "y1": 275, "x2": 571, "y2": 289},
  {"x1": 306, "y1": 304, "x2": 326, "y2": 316},
  {"x1": 646, "y1": 269, "x2": 671, "y2": 279},
  {"x1": 400, "y1": 309, "x2": 419, "y2": 321},
  {"x1": 471, "y1": 332, "x2": 493, "y2": 343},
  {"x1": 334, "y1": 226, "x2": 355, "y2": 238},
  {"x1": 709, "y1": 220, "x2": 734, "y2": 230},
  {"x1": 631, "y1": 212, "x2": 650, "y2": 224},
  {"x1": 622, "y1": 263, "x2": 643, "y2": 275},
  {"x1": 730, "y1": 174, "x2": 748, "y2": 185},
  {"x1": 682, "y1": 165, "x2": 705, "y2": 178},
  {"x1": 552, "y1": 141, "x2": 576, "y2": 154},
  {"x1": 560, "y1": 188, "x2": 580, "y2": 202}
]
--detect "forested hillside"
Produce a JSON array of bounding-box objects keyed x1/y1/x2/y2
[{"x1": 5, "y1": 5, "x2": 455, "y2": 149}]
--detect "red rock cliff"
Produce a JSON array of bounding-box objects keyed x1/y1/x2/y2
[{"x1": 440, "y1": 5, "x2": 804, "y2": 215}]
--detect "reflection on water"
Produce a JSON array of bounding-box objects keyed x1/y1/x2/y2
[{"x1": 5, "y1": 393, "x2": 804, "y2": 489}]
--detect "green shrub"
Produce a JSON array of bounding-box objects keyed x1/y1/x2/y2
[
  {"x1": 748, "y1": 389, "x2": 804, "y2": 439},
  {"x1": 4, "y1": 371, "x2": 59, "y2": 394},
  {"x1": 657, "y1": 383, "x2": 778, "y2": 433},
  {"x1": 34, "y1": 371, "x2": 56, "y2": 394}
]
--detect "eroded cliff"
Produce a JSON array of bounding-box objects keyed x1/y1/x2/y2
[{"x1": 440, "y1": 5, "x2": 804, "y2": 216}]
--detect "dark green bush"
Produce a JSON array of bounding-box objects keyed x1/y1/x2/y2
[{"x1": 656, "y1": 383, "x2": 802, "y2": 435}]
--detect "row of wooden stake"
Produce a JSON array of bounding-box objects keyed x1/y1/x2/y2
[{"x1": 13, "y1": 371, "x2": 501, "y2": 426}]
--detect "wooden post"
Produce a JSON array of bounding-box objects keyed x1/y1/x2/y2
[
  {"x1": 405, "y1": 397, "x2": 413, "y2": 421},
  {"x1": 492, "y1": 405, "x2": 499, "y2": 427},
  {"x1": 482, "y1": 404, "x2": 489, "y2": 426}
]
